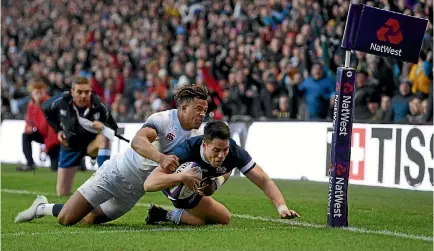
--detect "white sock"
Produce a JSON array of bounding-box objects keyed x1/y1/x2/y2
[
  {"x1": 36, "y1": 203, "x2": 54, "y2": 217},
  {"x1": 166, "y1": 209, "x2": 185, "y2": 225}
]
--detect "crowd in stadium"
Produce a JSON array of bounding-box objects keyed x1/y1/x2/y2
[{"x1": 1, "y1": 0, "x2": 433, "y2": 124}]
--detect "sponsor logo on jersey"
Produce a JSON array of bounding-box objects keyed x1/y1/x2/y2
[{"x1": 166, "y1": 132, "x2": 176, "y2": 141}]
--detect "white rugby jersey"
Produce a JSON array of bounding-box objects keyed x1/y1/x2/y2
[{"x1": 115, "y1": 109, "x2": 202, "y2": 185}]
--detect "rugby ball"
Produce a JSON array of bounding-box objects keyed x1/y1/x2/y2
[{"x1": 168, "y1": 162, "x2": 202, "y2": 200}]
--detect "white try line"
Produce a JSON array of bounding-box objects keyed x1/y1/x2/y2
[
  {"x1": 5, "y1": 226, "x2": 281, "y2": 237},
  {"x1": 2, "y1": 189, "x2": 433, "y2": 242}
]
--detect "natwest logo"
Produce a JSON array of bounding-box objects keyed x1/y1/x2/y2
[
  {"x1": 342, "y1": 82, "x2": 354, "y2": 94},
  {"x1": 376, "y1": 18, "x2": 403, "y2": 44},
  {"x1": 370, "y1": 18, "x2": 403, "y2": 57},
  {"x1": 325, "y1": 128, "x2": 366, "y2": 181}
]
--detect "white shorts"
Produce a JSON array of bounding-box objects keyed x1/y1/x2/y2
[{"x1": 77, "y1": 158, "x2": 145, "y2": 220}]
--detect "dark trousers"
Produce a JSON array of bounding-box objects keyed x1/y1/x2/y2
[{"x1": 22, "y1": 132, "x2": 60, "y2": 171}]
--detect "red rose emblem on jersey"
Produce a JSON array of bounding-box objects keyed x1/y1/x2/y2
[{"x1": 166, "y1": 133, "x2": 175, "y2": 142}]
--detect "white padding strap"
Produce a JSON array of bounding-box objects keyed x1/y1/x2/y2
[{"x1": 214, "y1": 176, "x2": 226, "y2": 190}]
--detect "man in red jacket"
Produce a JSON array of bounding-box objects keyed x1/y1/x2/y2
[{"x1": 17, "y1": 81, "x2": 60, "y2": 172}]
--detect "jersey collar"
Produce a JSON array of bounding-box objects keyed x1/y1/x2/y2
[{"x1": 73, "y1": 105, "x2": 90, "y2": 117}]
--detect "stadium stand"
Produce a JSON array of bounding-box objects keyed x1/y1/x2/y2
[{"x1": 1, "y1": 0, "x2": 432, "y2": 124}]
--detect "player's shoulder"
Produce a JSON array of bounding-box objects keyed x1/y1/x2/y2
[
  {"x1": 54, "y1": 91, "x2": 70, "y2": 102},
  {"x1": 173, "y1": 135, "x2": 203, "y2": 152},
  {"x1": 43, "y1": 92, "x2": 68, "y2": 109},
  {"x1": 229, "y1": 138, "x2": 242, "y2": 151},
  {"x1": 142, "y1": 109, "x2": 178, "y2": 133},
  {"x1": 90, "y1": 93, "x2": 108, "y2": 109},
  {"x1": 169, "y1": 136, "x2": 202, "y2": 157},
  {"x1": 228, "y1": 138, "x2": 250, "y2": 160},
  {"x1": 185, "y1": 135, "x2": 204, "y2": 146},
  {"x1": 147, "y1": 109, "x2": 177, "y2": 122}
]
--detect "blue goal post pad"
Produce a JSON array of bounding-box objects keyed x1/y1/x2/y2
[{"x1": 327, "y1": 67, "x2": 356, "y2": 228}]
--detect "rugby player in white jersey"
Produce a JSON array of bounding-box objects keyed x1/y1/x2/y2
[{"x1": 14, "y1": 85, "x2": 207, "y2": 225}]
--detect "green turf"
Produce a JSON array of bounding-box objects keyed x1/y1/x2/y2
[{"x1": 1, "y1": 164, "x2": 433, "y2": 250}]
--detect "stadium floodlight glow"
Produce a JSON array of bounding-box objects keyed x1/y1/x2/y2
[{"x1": 327, "y1": 3, "x2": 428, "y2": 228}]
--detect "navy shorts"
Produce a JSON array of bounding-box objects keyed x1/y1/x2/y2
[
  {"x1": 59, "y1": 134, "x2": 97, "y2": 168},
  {"x1": 58, "y1": 146, "x2": 87, "y2": 168},
  {"x1": 162, "y1": 190, "x2": 203, "y2": 209}
]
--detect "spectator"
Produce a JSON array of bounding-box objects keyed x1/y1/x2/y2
[
  {"x1": 366, "y1": 94, "x2": 382, "y2": 122},
  {"x1": 273, "y1": 95, "x2": 291, "y2": 119},
  {"x1": 385, "y1": 80, "x2": 413, "y2": 122},
  {"x1": 0, "y1": 0, "x2": 432, "y2": 126},
  {"x1": 407, "y1": 96, "x2": 424, "y2": 123},
  {"x1": 17, "y1": 81, "x2": 60, "y2": 172},
  {"x1": 422, "y1": 83, "x2": 433, "y2": 122},
  {"x1": 354, "y1": 70, "x2": 377, "y2": 121},
  {"x1": 409, "y1": 52, "x2": 432, "y2": 98},
  {"x1": 260, "y1": 73, "x2": 288, "y2": 118},
  {"x1": 380, "y1": 95, "x2": 392, "y2": 122},
  {"x1": 297, "y1": 63, "x2": 335, "y2": 120}
]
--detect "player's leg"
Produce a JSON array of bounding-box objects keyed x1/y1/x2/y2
[
  {"x1": 59, "y1": 159, "x2": 123, "y2": 225},
  {"x1": 14, "y1": 194, "x2": 62, "y2": 223},
  {"x1": 80, "y1": 159, "x2": 145, "y2": 225},
  {"x1": 56, "y1": 190, "x2": 95, "y2": 225},
  {"x1": 81, "y1": 193, "x2": 142, "y2": 225},
  {"x1": 15, "y1": 159, "x2": 125, "y2": 225},
  {"x1": 17, "y1": 131, "x2": 43, "y2": 171},
  {"x1": 146, "y1": 196, "x2": 230, "y2": 225},
  {"x1": 80, "y1": 206, "x2": 111, "y2": 225},
  {"x1": 146, "y1": 204, "x2": 206, "y2": 225},
  {"x1": 14, "y1": 161, "x2": 115, "y2": 224},
  {"x1": 48, "y1": 145, "x2": 60, "y2": 172},
  {"x1": 185, "y1": 197, "x2": 231, "y2": 225},
  {"x1": 87, "y1": 134, "x2": 111, "y2": 168},
  {"x1": 14, "y1": 192, "x2": 99, "y2": 225},
  {"x1": 56, "y1": 146, "x2": 83, "y2": 196}
]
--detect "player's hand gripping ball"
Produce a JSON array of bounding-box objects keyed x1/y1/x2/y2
[
  {"x1": 168, "y1": 162, "x2": 202, "y2": 200},
  {"x1": 198, "y1": 178, "x2": 216, "y2": 196}
]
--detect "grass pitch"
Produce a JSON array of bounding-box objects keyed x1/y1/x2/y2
[{"x1": 1, "y1": 164, "x2": 432, "y2": 250}]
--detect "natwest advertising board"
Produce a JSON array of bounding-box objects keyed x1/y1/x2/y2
[
  {"x1": 1, "y1": 120, "x2": 432, "y2": 191},
  {"x1": 245, "y1": 122, "x2": 433, "y2": 191}
]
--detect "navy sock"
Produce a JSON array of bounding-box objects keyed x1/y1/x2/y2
[
  {"x1": 97, "y1": 148, "x2": 111, "y2": 167},
  {"x1": 52, "y1": 204, "x2": 63, "y2": 217}
]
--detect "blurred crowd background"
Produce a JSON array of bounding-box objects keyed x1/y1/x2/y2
[{"x1": 1, "y1": 0, "x2": 433, "y2": 124}]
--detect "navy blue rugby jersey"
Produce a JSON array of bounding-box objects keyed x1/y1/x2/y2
[{"x1": 168, "y1": 136, "x2": 256, "y2": 179}]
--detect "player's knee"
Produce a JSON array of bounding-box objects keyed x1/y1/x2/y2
[
  {"x1": 57, "y1": 210, "x2": 78, "y2": 226},
  {"x1": 81, "y1": 215, "x2": 95, "y2": 225},
  {"x1": 218, "y1": 212, "x2": 231, "y2": 225}
]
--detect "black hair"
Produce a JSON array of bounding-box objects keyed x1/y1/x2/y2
[
  {"x1": 174, "y1": 84, "x2": 209, "y2": 106},
  {"x1": 203, "y1": 121, "x2": 231, "y2": 142}
]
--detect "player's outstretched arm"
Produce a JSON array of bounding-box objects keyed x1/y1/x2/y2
[
  {"x1": 245, "y1": 164, "x2": 300, "y2": 219},
  {"x1": 143, "y1": 166, "x2": 201, "y2": 192},
  {"x1": 131, "y1": 128, "x2": 179, "y2": 171}
]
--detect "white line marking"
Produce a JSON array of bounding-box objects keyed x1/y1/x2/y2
[
  {"x1": 4, "y1": 227, "x2": 262, "y2": 236},
  {"x1": 2, "y1": 189, "x2": 433, "y2": 242}
]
